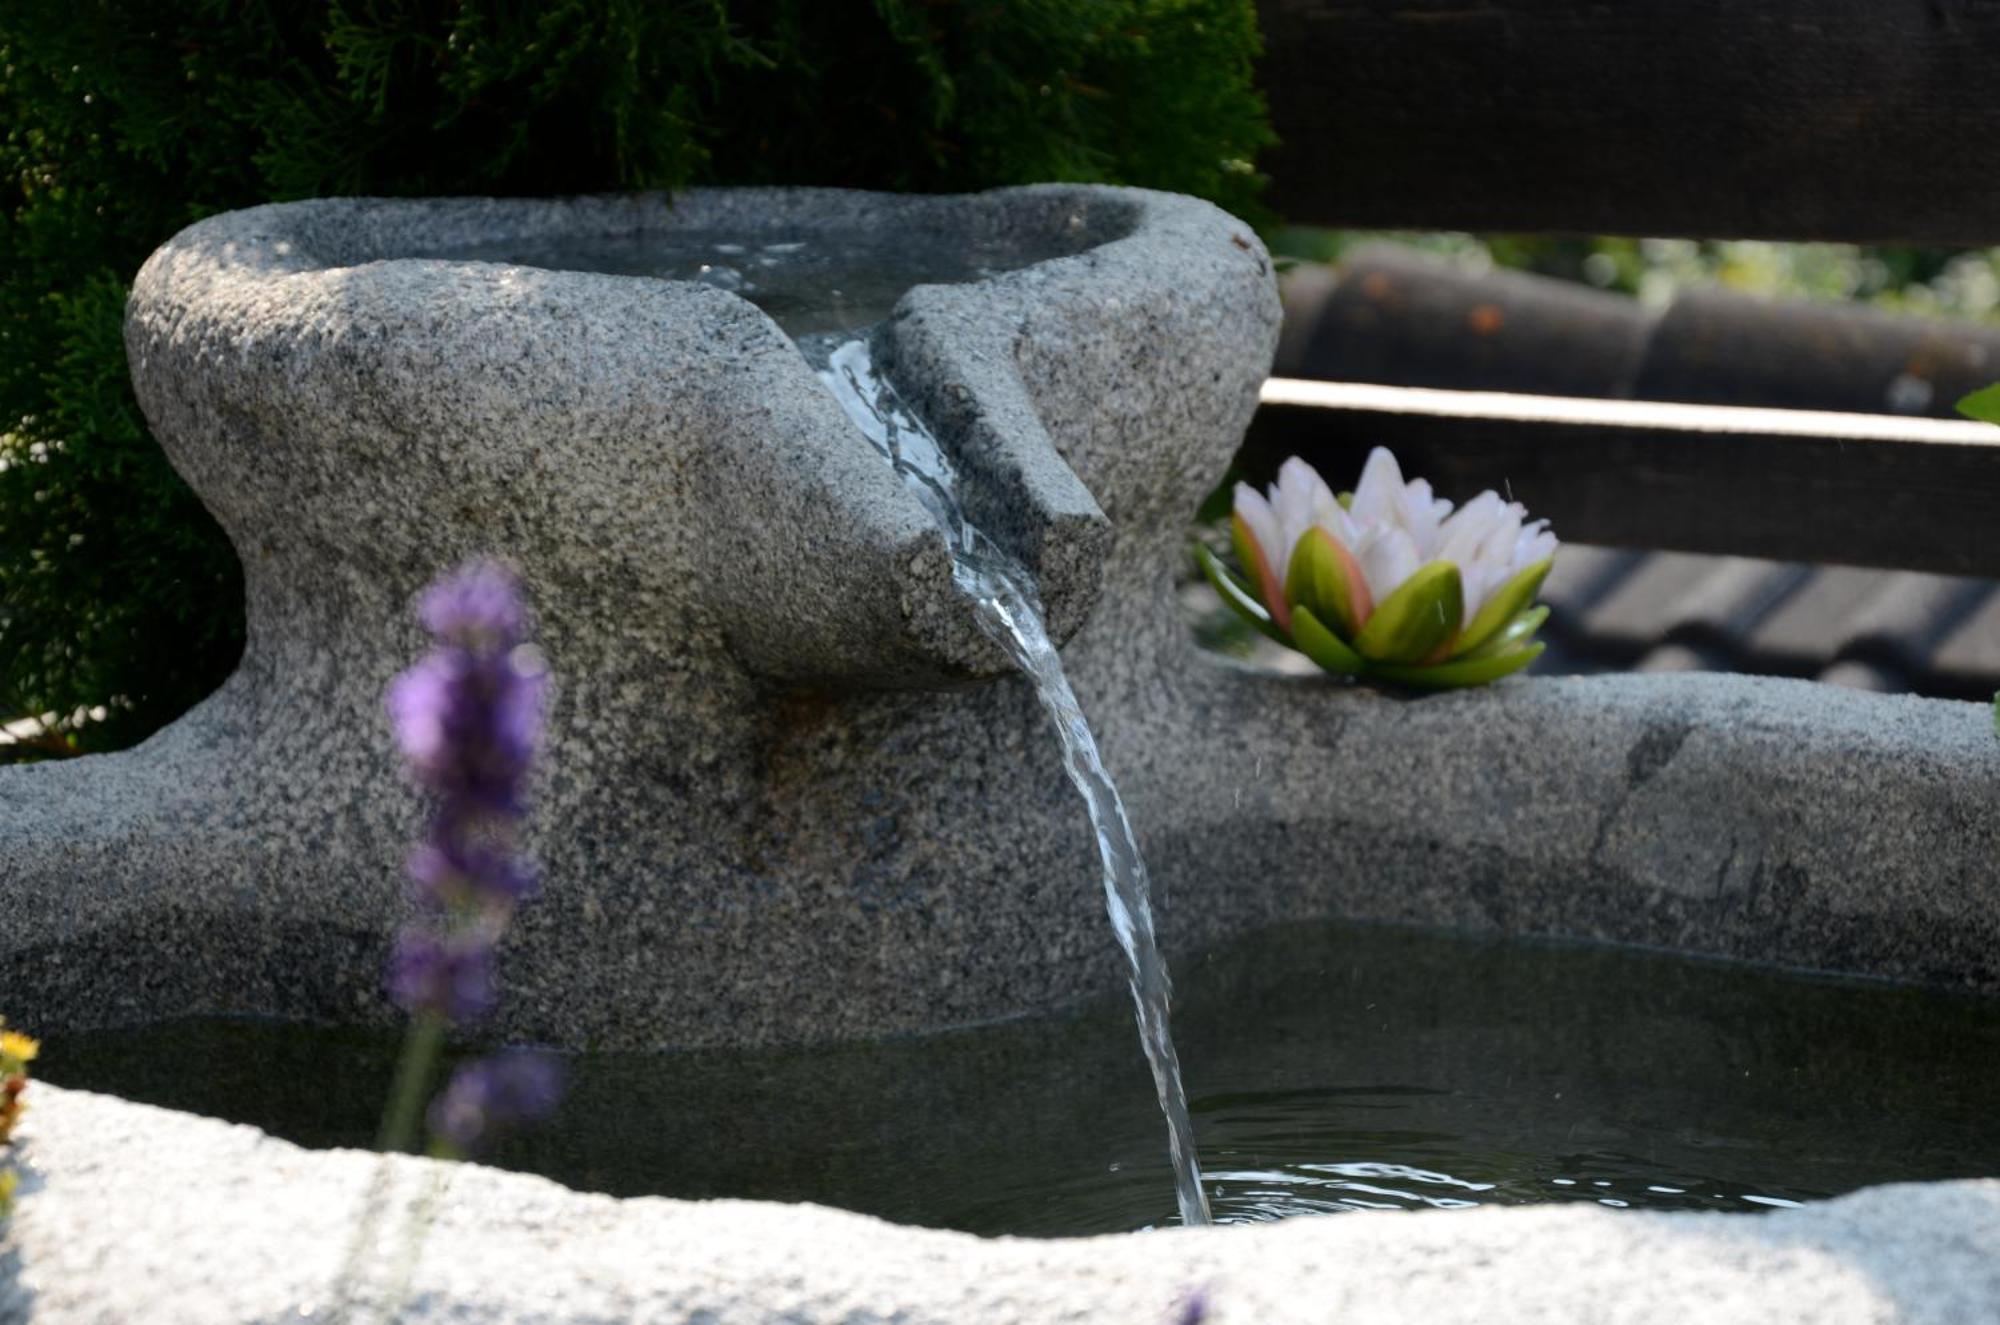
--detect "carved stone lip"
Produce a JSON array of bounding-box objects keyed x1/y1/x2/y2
[{"x1": 173, "y1": 185, "x2": 1143, "y2": 277}]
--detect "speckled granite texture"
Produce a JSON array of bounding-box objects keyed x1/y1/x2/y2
[
  {"x1": 6, "y1": 1086, "x2": 2000, "y2": 1323},
  {"x1": 2, "y1": 185, "x2": 1997, "y2": 1050},
  {"x1": 0, "y1": 185, "x2": 1277, "y2": 1045}
]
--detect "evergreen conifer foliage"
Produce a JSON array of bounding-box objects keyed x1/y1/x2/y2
[{"x1": 0, "y1": 0, "x2": 1270, "y2": 755}]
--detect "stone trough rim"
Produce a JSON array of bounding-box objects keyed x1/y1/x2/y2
[{"x1": 141, "y1": 182, "x2": 1154, "y2": 341}]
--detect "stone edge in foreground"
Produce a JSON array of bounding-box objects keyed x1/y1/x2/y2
[{"x1": 3, "y1": 1086, "x2": 1997, "y2": 1323}]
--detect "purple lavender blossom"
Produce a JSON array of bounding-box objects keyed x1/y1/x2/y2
[
  {"x1": 383, "y1": 561, "x2": 545, "y2": 1024},
  {"x1": 386, "y1": 930, "x2": 498, "y2": 1024},
  {"x1": 406, "y1": 840, "x2": 537, "y2": 912},
  {"x1": 1172, "y1": 1287, "x2": 1211, "y2": 1325},
  {"x1": 376, "y1": 561, "x2": 564, "y2": 1160},
  {"x1": 428, "y1": 1049, "x2": 565, "y2": 1155},
  {"x1": 386, "y1": 633, "x2": 546, "y2": 820},
  {"x1": 386, "y1": 562, "x2": 545, "y2": 881},
  {"x1": 417, "y1": 561, "x2": 528, "y2": 652}
]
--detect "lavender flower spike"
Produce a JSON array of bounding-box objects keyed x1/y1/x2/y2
[
  {"x1": 428, "y1": 1050, "x2": 565, "y2": 1156},
  {"x1": 360, "y1": 559, "x2": 564, "y2": 1310},
  {"x1": 406, "y1": 840, "x2": 537, "y2": 912},
  {"x1": 380, "y1": 561, "x2": 546, "y2": 1036},
  {"x1": 385, "y1": 560, "x2": 547, "y2": 920},
  {"x1": 1172, "y1": 1286, "x2": 1212, "y2": 1325},
  {"x1": 418, "y1": 560, "x2": 528, "y2": 652},
  {"x1": 387, "y1": 633, "x2": 546, "y2": 822},
  {"x1": 386, "y1": 930, "x2": 498, "y2": 1025}
]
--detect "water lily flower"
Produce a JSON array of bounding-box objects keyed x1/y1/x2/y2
[{"x1": 1195, "y1": 448, "x2": 1557, "y2": 688}]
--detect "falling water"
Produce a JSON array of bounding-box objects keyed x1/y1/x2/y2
[
  {"x1": 434, "y1": 223, "x2": 1209, "y2": 1220},
  {"x1": 811, "y1": 334, "x2": 1212, "y2": 1227}
]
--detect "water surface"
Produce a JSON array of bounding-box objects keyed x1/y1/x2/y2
[
  {"x1": 42, "y1": 920, "x2": 2000, "y2": 1237},
  {"x1": 429, "y1": 227, "x2": 1079, "y2": 336}
]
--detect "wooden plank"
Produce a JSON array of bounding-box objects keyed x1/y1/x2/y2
[
  {"x1": 1243, "y1": 380, "x2": 2000, "y2": 576},
  {"x1": 1258, "y1": 0, "x2": 2000, "y2": 243}
]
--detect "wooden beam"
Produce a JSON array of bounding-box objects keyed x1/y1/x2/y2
[
  {"x1": 1245, "y1": 380, "x2": 2000, "y2": 576},
  {"x1": 1258, "y1": 0, "x2": 2000, "y2": 244}
]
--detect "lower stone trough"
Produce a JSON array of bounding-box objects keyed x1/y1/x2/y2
[{"x1": 2, "y1": 185, "x2": 1998, "y2": 1320}]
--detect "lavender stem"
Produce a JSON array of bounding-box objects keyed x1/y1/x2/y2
[{"x1": 377, "y1": 1010, "x2": 446, "y2": 1156}]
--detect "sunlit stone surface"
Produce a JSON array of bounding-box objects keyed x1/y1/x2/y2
[{"x1": 5, "y1": 1087, "x2": 1999, "y2": 1324}]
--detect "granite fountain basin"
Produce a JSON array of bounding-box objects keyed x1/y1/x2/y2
[{"x1": 3, "y1": 185, "x2": 2000, "y2": 1321}]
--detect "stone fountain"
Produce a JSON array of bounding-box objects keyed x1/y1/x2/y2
[
  {"x1": 6, "y1": 187, "x2": 1999, "y2": 1049},
  {"x1": 3, "y1": 184, "x2": 2000, "y2": 1322},
  {"x1": 1, "y1": 185, "x2": 1275, "y2": 1047}
]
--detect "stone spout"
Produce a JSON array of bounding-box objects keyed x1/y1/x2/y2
[{"x1": 875, "y1": 287, "x2": 1112, "y2": 650}]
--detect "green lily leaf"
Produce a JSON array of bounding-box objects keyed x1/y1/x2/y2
[
  {"x1": 1193, "y1": 543, "x2": 1289, "y2": 645},
  {"x1": 1373, "y1": 641, "x2": 1545, "y2": 690},
  {"x1": 1291, "y1": 604, "x2": 1367, "y2": 676},
  {"x1": 1285, "y1": 526, "x2": 1367, "y2": 639},
  {"x1": 1452, "y1": 558, "x2": 1554, "y2": 658},
  {"x1": 1352, "y1": 561, "x2": 1463, "y2": 663},
  {"x1": 1461, "y1": 604, "x2": 1549, "y2": 660},
  {"x1": 1957, "y1": 383, "x2": 2000, "y2": 426}
]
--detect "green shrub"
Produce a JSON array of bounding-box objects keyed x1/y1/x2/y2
[{"x1": 0, "y1": 0, "x2": 1271, "y2": 755}]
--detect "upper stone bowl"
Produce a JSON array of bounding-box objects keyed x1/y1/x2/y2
[{"x1": 2, "y1": 185, "x2": 1282, "y2": 1046}]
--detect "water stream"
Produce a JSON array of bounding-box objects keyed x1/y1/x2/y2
[
  {"x1": 809, "y1": 333, "x2": 1213, "y2": 1227},
  {"x1": 424, "y1": 226, "x2": 1212, "y2": 1224}
]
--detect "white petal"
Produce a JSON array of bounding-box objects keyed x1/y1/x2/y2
[
  {"x1": 1297, "y1": 484, "x2": 1354, "y2": 551},
  {"x1": 1398, "y1": 477, "x2": 1448, "y2": 556},
  {"x1": 1349, "y1": 447, "x2": 1406, "y2": 528},
  {"x1": 1460, "y1": 562, "x2": 1510, "y2": 622},
  {"x1": 1277, "y1": 456, "x2": 1333, "y2": 497},
  {"x1": 1463, "y1": 516, "x2": 1553, "y2": 619},
  {"x1": 1434, "y1": 490, "x2": 1506, "y2": 567},
  {"x1": 1233, "y1": 483, "x2": 1285, "y2": 572},
  {"x1": 1358, "y1": 526, "x2": 1421, "y2": 602},
  {"x1": 1476, "y1": 504, "x2": 1527, "y2": 567},
  {"x1": 1515, "y1": 521, "x2": 1559, "y2": 569},
  {"x1": 1443, "y1": 494, "x2": 1537, "y2": 619},
  {"x1": 1273, "y1": 457, "x2": 1339, "y2": 559}
]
